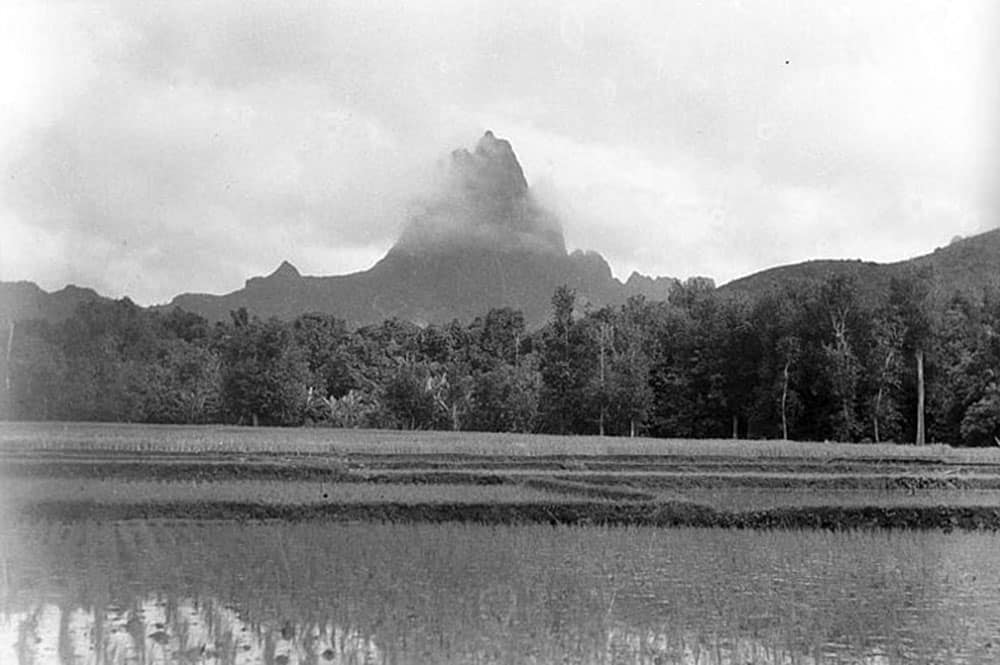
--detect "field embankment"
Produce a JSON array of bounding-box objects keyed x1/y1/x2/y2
[{"x1": 4, "y1": 422, "x2": 1000, "y2": 530}]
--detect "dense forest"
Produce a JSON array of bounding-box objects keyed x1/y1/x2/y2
[{"x1": 2, "y1": 270, "x2": 998, "y2": 446}]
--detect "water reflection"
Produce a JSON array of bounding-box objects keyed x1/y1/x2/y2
[
  {"x1": 2, "y1": 595, "x2": 903, "y2": 665},
  {"x1": 1, "y1": 522, "x2": 998, "y2": 664},
  {"x1": 0, "y1": 598, "x2": 384, "y2": 665}
]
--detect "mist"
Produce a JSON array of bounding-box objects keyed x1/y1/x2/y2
[{"x1": 1, "y1": 0, "x2": 996, "y2": 303}]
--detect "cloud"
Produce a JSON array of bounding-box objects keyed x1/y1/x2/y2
[
  {"x1": 4, "y1": 73, "x2": 434, "y2": 300},
  {"x1": 0, "y1": 0, "x2": 996, "y2": 302}
]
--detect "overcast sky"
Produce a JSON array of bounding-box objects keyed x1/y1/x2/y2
[{"x1": 1, "y1": 0, "x2": 996, "y2": 304}]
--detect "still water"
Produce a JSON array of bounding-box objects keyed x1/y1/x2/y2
[{"x1": 1, "y1": 521, "x2": 999, "y2": 664}]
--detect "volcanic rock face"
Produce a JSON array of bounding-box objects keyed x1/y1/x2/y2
[
  {"x1": 393, "y1": 131, "x2": 566, "y2": 256},
  {"x1": 360, "y1": 131, "x2": 630, "y2": 324},
  {"x1": 161, "y1": 131, "x2": 681, "y2": 327},
  {"x1": 1, "y1": 132, "x2": 681, "y2": 327}
]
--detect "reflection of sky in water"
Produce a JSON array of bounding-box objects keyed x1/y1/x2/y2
[
  {"x1": 2, "y1": 522, "x2": 999, "y2": 664},
  {"x1": 2, "y1": 596, "x2": 897, "y2": 665},
  {"x1": 0, "y1": 597, "x2": 381, "y2": 665}
]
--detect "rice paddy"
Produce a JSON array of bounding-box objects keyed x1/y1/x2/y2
[
  {"x1": 3, "y1": 520, "x2": 1000, "y2": 664},
  {"x1": 4, "y1": 422, "x2": 1000, "y2": 529},
  {"x1": 4, "y1": 420, "x2": 998, "y2": 461},
  {"x1": 3, "y1": 423, "x2": 1000, "y2": 663},
  {"x1": 0, "y1": 478, "x2": 581, "y2": 507}
]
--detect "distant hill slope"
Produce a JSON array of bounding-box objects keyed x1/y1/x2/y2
[
  {"x1": 909, "y1": 229, "x2": 1000, "y2": 297},
  {"x1": 0, "y1": 282, "x2": 110, "y2": 326},
  {"x1": 720, "y1": 229, "x2": 1000, "y2": 305}
]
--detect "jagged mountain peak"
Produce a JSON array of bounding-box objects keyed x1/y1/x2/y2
[
  {"x1": 244, "y1": 260, "x2": 302, "y2": 289},
  {"x1": 625, "y1": 271, "x2": 682, "y2": 302},
  {"x1": 161, "y1": 131, "x2": 663, "y2": 326},
  {"x1": 460, "y1": 129, "x2": 528, "y2": 196},
  {"x1": 394, "y1": 131, "x2": 565, "y2": 256},
  {"x1": 3, "y1": 132, "x2": 690, "y2": 328},
  {"x1": 269, "y1": 260, "x2": 301, "y2": 279}
]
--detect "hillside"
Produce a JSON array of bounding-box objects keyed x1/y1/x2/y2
[
  {"x1": 0, "y1": 282, "x2": 110, "y2": 326},
  {"x1": 720, "y1": 229, "x2": 1000, "y2": 305},
  {"x1": 909, "y1": 230, "x2": 1000, "y2": 298}
]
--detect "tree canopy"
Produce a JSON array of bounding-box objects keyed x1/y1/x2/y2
[{"x1": 3, "y1": 274, "x2": 997, "y2": 446}]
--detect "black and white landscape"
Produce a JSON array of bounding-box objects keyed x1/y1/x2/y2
[{"x1": 2, "y1": 3, "x2": 999, "y2": 664}]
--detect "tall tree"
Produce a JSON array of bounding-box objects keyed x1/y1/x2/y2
[
  {"x1": 539, "y1": 286, "x2": 594, "y2": 434},
  {"x1": 889, "y1": 270, "x2": 935, "y2": 445},
  {"x1": 291, "y1": 313, "x2": 353, "y2": 402},
  {"x1": 820, "y1": 275, "x2": 862, "y2": 441},
  {"x1": 608, "y1": 297, "x2": 654, "y2": 437},
  {"x1": 648, "y1": 290, "x2": 727, "y2": 438},
  {"x1": 960, "y1": 383, "x2": 1000, "y2": 447},
  {"x1": 5, "y1": 325, "x2": 66, "y2": 421},
  {"x1": 468, "y1": 361, "x2": 541, "y2": 433},
  {"x1": 217, "y1": 310, "x2": 309, "y2": 426},
  {"x1": 746, "y1": 288, "x2": 803, "y2": 440},
  {"x1": 381, "y1": 364, "x2": 433, "y2": 429},
  {"x1": 716, "y1": 296, "x2": 759, "y2": 438},
  {"x1": 471, "y1": 308, "x2": 526, "y2": 370},
  {"x1": 775, "y1": 335, "x2": 801, "y2": 440},
  {"x1": 866, "y1": 309, "x2": 905, "y2": 443},
  {"x1": 588, "y1": 309, "x2": 614, "y2": 436},
  {"x1": 928, "y1": 292, "x2": 1000, "y2": 445}
]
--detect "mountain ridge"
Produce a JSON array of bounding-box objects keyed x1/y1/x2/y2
[
  {"x1": 2, "y1": 131, "x2": 997, "y2": 327},
  {"x1": 4, "y1": 227, "x2": 997, "y2": 328},
  {"x1": 719, "y1": 229, "x2": 1000, "y2": 305},
  {"x1": 164, "y1": 131, "x2": 677, "y2": 327}
]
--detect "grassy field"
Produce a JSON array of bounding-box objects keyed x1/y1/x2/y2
[
  {"x1": 4, "y1": 422, "x2": 1000, "y2": 529},
  {"x1": 0, "y1": 478, "x2": 583, "y2": 506},
  {"x1": 5, "y1": 420, "x2": 999, "y2": 460}
]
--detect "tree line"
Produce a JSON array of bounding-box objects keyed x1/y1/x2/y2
[{"x1": 2, "y1": 270, "x2": 998, "y2": 445}]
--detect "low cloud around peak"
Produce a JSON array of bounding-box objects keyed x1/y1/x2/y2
[{"x1": 392, "y1": 131, "x2": 566, "y2": 256}]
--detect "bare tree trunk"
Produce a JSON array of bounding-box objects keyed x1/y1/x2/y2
[
  {"x1": 598, "y1": 322, "x2": 606, "y2": 437},
  {"x1": 872, "y1": 348, "x2": 894, "y2": 444},
  {"x1": 916, "y1": 349, "x2": 925, "y2": 446},
  {"x1": 1, "y1": 538, "x2": 8, "y2": 600},
  {"x1": 4, "y1": 321, "x2": 13, "y2": 397},
  {"x1": 780, "y1": 359, "x2": 790, "y2": 440},
  {"x1": 732, "y1": 414, "x2": 738, "y2": 439},
  {"x1": 630, "y1": 419, "x2": 636, "y2": 438},
  {"x1": 842, "y1": 398, "x2": 852, "y2": 442},
  {"x1": 873, "y1": 386, "x2": 882, "y2": 444}
]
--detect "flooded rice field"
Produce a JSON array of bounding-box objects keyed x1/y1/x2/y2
[
  {"x1": 5, "y1": 425, "x2": 1000, "y2": 663},
  {"x1": 2, "y1": 520, "x2": 999, "y2": 664}
]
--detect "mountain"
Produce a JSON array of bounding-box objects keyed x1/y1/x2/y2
[
  {"x1": 624, "y1": 272, "x2": 683, "y2": 302},
  {"x1": 168, "y1": 131, "x2": 676, "y2": 327},
  {"x1": 909, "y1": 230, "x2": 1000, "y2": 297},
  {"x1": 719, "y1": 229, "x2": 1000, "y2": 305},
  {"x1": 6, "y1": 131, "x2": 995, "y2": 328},
  {"x1": 0, "y1": 282, "x2": 110, "y2": 326}
]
